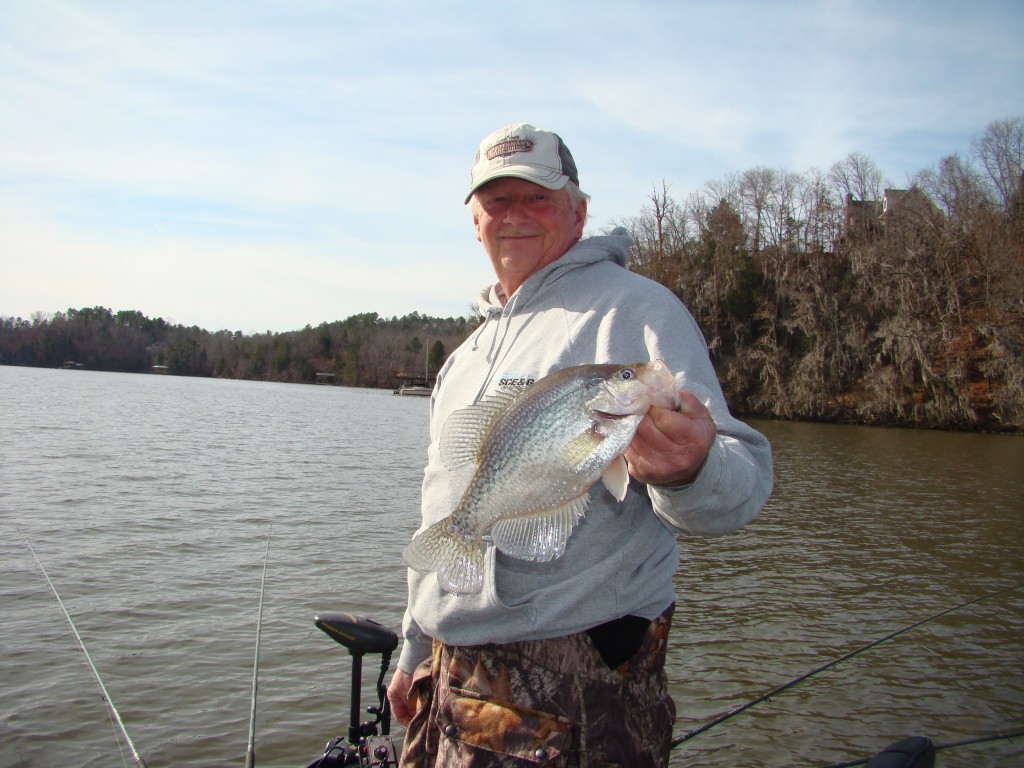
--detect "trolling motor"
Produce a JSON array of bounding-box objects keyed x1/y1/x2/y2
[{"x1": 305, "y1": 613, "x2": 400, "y2": 768}]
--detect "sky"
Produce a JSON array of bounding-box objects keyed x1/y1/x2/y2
[{"x1": 1, "y1": 1, "x2": 1022, "y2": 334}]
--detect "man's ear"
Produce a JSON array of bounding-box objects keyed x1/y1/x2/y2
[{"x1": 574, "y1": 199, "x2": 588, "y2": 239}]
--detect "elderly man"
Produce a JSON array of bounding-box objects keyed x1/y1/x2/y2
[{"x1": 388, "y1": 123, "x2": 773, "y2": 767}]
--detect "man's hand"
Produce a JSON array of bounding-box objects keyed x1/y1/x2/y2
[
  {"x1": 387, "y1": 668, "x2": 416, "y2": 726},
  {"x1": 625, "y1": 390, "x2": 716, "y2": 487}
]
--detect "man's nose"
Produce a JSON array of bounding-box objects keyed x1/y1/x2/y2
[{"x1": 502, "y1": 197, "x2": 532, "y2": 223}]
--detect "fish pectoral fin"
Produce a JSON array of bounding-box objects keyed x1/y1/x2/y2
[
  {"x1": 560, "y1": 425, "x2": 605, "y2": 466},
  {"x1": 402, "y1": 520, "x2": 485, "y2": 595},
  {"x1": 490, "y1": 496, "x2": 590, "y2": 562},
  {"x1": 601, "y1": 455, "x2": 630, "y2": 502}
]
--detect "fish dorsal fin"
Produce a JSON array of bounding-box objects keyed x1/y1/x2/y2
[
  {"x1": 489, "y1": 495, "x2": 590, "y2": 562},
  {"x1": 439, "y1": 389, "x2": 520, "y2": 469},
  {"x1": 601, "y1": 455, "x2": 630, "y2": 502}
]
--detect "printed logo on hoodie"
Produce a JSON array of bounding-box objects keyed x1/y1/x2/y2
[{"x1": 497, "y1": 374, "x2": 535, "y2": 391}]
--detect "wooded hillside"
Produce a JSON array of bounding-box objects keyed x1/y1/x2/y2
[
  {"x1": 618, "y1": 117, "x2": 1023, "y2": 432},
  {"x1": 3, "y1": 118, "x2": 1022, "y2": 432}
]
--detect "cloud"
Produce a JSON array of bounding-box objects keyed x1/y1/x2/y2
[{"x1": 2, "y1": 1, "x2": 1021, "y2": 331}]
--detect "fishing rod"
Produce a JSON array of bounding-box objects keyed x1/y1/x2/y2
[
  {"x1": 245, "y1": 525, "x2": 273, "y2": 768},
  {"x1": 671, "y1": 582, "x2": 1024, "y2": 749},
  {"x1": 22, "y1": 531, "x2": 149, "y2": 768}
]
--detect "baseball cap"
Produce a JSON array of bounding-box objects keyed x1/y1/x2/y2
[{"x1": 465, "y1": 122, "x2": 580, "y2": 204}]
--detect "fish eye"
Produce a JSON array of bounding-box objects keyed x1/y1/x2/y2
[{"x1": 619, "y1": 368, "x2": 635, "y2": 380}]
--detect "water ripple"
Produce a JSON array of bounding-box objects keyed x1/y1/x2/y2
[{"x1": 1, "y1": 368, "x2": 1020, "y2": 767}]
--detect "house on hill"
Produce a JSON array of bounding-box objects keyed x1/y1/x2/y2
[
  {"x1": 842, "y1": 187, "x2": 942, "y2": 242},
  {"x1": 844, "y1": 194, "x2": 883, "y2": 239}
]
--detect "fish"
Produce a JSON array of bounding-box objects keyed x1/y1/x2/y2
[{"x1": 402, "y1": 360, "x2": 680, "y2": 594}]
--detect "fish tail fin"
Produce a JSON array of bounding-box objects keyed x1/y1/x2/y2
[{"x1": 402, "y1": 520, "x2": 484, "y2": 595}]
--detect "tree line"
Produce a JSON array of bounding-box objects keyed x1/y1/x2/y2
[
  {"x1": 0, "y1": 308, "x2": 474, "y2": 390},
  {"x1": 2, "y1": 118, "x2": 1021, "y2": 431}
]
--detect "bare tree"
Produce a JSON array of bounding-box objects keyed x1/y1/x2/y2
[
  {"x1": 738, "y1": 167, "x2": 776, "y2": 254},
  {"x1": 767, "y1": 169, "x2": 802, "y2": 252},
  {"x1": 622, "y1": 182, "x2": 688, "y2": 287},
  {"x1": 795, "y1": 167, "x2": 842, "y2": 253},
  {"x1": 828, "y1": 151, "x2": 886, "y2": 202},
  {"x1": 912, "y1": 153, "x2": 988, "y2": 222},
  {"x1": 972, "y1": 116, "x2": 1024, "y2": 210}
]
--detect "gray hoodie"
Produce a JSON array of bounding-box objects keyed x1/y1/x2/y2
[{"x1": 398, "y1": 230, "x2": 773, "y2": 672}]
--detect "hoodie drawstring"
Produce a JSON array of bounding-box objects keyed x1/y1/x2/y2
[
  {"x1": 471, "y1": 293, "x2": 523, "y2": 403},
  {"x1": 471, "y1": 307, "x2": 502, "y2": 352}
]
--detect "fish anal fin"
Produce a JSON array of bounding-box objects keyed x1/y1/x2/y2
[
  {"x1": 601, "y1": 455, "x2": 630, "y2": 502},
  {"x1": 490, "y1": 496, "x2": 590, "y2": 562}
]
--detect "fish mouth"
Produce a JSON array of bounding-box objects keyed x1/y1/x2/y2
[
  {"x1": 590, "y1": 408, "x2": 637, "y2": 420},
  {"x1": 638, "y1": 360, "x2": 680, "y2": 410}
]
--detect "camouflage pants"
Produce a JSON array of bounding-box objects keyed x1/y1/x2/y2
[{"x1": 398, "y1": 605, "x2": 675, "y2": 768}]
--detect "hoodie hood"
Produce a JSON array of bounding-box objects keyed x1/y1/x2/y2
[{"x1": 475, "y1": 227, "x2": 632, "y2": 317}]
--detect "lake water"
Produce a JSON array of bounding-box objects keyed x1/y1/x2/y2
[{"x1": 1, "y1": 366, "x2": 1021, "y2": 768}]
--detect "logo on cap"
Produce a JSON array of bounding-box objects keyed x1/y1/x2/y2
[{"x1": 486, "y1": 138, "x2": 534, "y2": 160}]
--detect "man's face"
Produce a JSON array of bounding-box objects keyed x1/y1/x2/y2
[{"x1": 472, "y1": 177, "x2": 587, "y2": 296}]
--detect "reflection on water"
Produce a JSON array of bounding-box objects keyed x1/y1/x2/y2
[{"x1": 1, "y1": 367, "x2": 1021, "y2": 767}]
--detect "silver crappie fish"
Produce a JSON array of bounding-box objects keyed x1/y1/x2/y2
[{"x1": 402, "y1": 360, "x2": 680, "y2": 594}]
